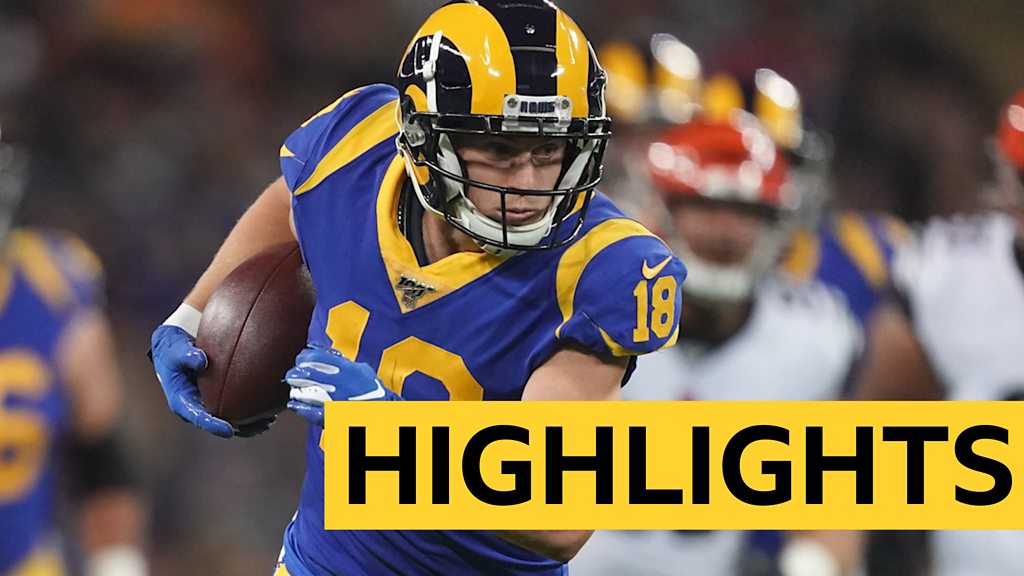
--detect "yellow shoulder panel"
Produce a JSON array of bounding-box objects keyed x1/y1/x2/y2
[
  {"x1": 834, "y1": 213, "x2": 888, "y2": 289},
  {"x1": 554, "y1": 218, "x2": 657, "y2": 338},
  {"x1": 293, "y1": 100, "x2": 399, "y2": 196},
  {"x1": 10, "y1": 231, "x2": 74, "y2": 312}
]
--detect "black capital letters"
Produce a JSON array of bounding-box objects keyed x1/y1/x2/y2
[
  {"x1": 628, "y1": 427, "x2": 683, "y2": 504},
  {"x1": 546, "y1": 427, "x2": 614, "y2": 504},
  {"x1": 722, "y1": 425, "x2": 792, "y2": 506},
  {"x1": 955, "y1": 425, "x2": 1012, "y2": 506},
  {"x1": 882, "y1": 426, "x2": 948, "y2": 504},
  {"x1": 349, "y1": 426, "x2": 417, "y2": 504},
  {"x1": 806, "y1": 426, "x2": 873, "y2": 505},
  {"x1": 462, "y1": 425, "x2": 532, "y2": 506}
]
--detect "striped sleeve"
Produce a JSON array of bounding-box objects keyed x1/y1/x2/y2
[
  {"x1": 280, "y1": 84, "x2": 400, "y2": 195},
  {"x1": 555, "y1": 219, "x2": 686, "y2": 357}
]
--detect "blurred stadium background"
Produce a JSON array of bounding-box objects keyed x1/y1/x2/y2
[{"x1": 1, "y1": 0, "x2": 1022, "y2": 574}]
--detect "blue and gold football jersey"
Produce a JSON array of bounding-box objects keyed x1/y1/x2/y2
[
  {"x1": 275, "y1": 84, "x2": 685, "y2": 575},
  {"x1": 0, "y1": 229, "x2": 103, "y2": 575},
  {"x1": 782, "y1": 211, "x2": 909, "y2": 325}
]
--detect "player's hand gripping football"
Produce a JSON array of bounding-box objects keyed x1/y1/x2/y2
[
  {"x1": 150, "y1": 322, "x2": 275, "y2": 438},
  {"x1": 285, "y1": 345, "x2": 400, "y2": 427}
]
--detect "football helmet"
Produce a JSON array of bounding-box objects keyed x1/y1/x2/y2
[
  {"x1": 396, "y1": 0, "x2": 610, "y2": 256},
  {"x1": 594, "y1": 34, "x2": 701, "y2": 222},
  {"x1": 0, "y1": 125, "x2": 26, "y2": 246},
  {"x1": 598, "y1": 33, "x2": 702, "y2": 126},
  {"x1": 702, "y1": 69, "x2": 830, "y2": 224},
  {"x1": 646, "y1": 113, "x2": 796, "y2": 302}
]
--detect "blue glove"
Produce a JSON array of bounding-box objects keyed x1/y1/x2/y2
[
  {"x1": 150, "y1": 324, "x2": 275, "y2": 438},
  {"x1": 285, "y1": 345, "x2": 400, "y2": 427}
]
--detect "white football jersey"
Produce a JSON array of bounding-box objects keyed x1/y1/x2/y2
[
  {"x1": 891, "y1": 212, "x2": 1024, "y2": 576},
  {"x1": 893, "y1": 212, "x2": 1024, "y2": 400},
  {"x1": 570, "y1": 275, "x2": 862, "y2": 576}
]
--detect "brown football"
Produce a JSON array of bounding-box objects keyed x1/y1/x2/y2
[{"x1": 196, "y1": 242, "x2": 315, "y2": 426}]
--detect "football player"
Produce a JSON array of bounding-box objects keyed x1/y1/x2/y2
[
  {"x1": 568, "y1": 109, "x2": 864, "y2": 576},
  {"x1": 148, "y1": 1, "x2": 686, "y2": 574},
  {"x1": 599, "y1": 42, "x2": 907, "y2": 329},
  {"x1": 696, "y1": 68, "x2": 911, "y2": 329},
  {"x1": 0, "y1": 130, "x2": 148, "y2": 575},
  {"x1": 595, "y1": 34, "x2": 702, "y2": 221},
  {"x1": 711, "y1": 66, "x2": 917, "y2": 576},
  {"x1": 853, "y1": 89, "x2": 1024, "y2": 576}
]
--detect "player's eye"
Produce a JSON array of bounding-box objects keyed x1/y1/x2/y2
[{"x1": 531, "y1": 142, "x2": 565, "y2": 163}]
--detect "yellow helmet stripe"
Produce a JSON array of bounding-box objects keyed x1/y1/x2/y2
[
  {"x1": 555, "y1": 10, "x2": 590, "y2": 118},
  {"x1": 410, "y1": 3, "x2": 516, "y2": 116},
  {"x1": 702, "y1": 74, "x2": 744, "y2": 124}
]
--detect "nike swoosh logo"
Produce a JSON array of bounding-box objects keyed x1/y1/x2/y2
[
  {"x1": 642, "y1": 255, "x2": 673, "y2": 280},
  {"x1": 349, "y1": 379, "x2": 387, "y2": 401}
]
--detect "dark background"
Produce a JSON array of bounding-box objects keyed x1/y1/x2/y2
[{"x1": 1, "y1": 1, "x2": 1021, "y2": 573}]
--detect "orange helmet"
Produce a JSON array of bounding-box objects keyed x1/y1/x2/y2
[
  {"x1": 700, "y1": 69, "x2": 830, "y2": 222},
  {"x1": 646, "y1": 114, "x2": 793, "y2": 210},
  {"x1": 645, "y1": 113, "x2": 797, "y2": 303},
  {"x1": 997, "y1": 89, "x2": 1024, "y2": 171}
]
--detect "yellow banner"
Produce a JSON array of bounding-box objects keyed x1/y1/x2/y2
[{"x1": 322, "y1": 401, "x2": 1023, "y2": 529}]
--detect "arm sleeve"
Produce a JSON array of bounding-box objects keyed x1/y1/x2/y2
[
  {"x1": 280, "y1": 84, "x2": 400, "y2": 194},
  {"x1": 556, "y1": 234, "x2": 686, "y2": 357}
]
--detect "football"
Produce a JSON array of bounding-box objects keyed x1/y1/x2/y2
[{"x1": 196, "y1": 242, "x2": 316, "y2": 426}]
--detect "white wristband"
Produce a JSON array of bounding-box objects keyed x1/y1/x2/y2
[
  {"x1": 779, "y1": 538, "x2": 841, "y2": 576},
  {"x1": 87, "y1": 545, "x2": 148, "y2": 576},
  {"x1": 163, "y1": 303, "x2": 203, "y2": 338}
]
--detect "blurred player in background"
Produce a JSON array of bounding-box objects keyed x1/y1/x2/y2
[
  {"x1": 569, "y1": 97, "x2": 864, "y2": 576},
  {"x1": 148, "y1": 1, "x2": 685, "y2": 574},
  {"x1": 701, "y1": 63, "x2": 916, "y2": 576},
  {"x1": 701, "y1": 69, "x2": 911, "y2": 329},
  {"x1": 596, "y1": 34, "x2": 702, "y2": 221},
  {"x1": 853, "y1": 88, "x2": 1024, "y2": 576},
  {"x1": 0, "y1": 128, "x2": 147, "y2": 576},
  {"x1": 597, "y1": 35, "x2": 908, "y2": 329},
  {"x1": 578, "y1": 39, "x2": 889, "y2": 575},
  {"x1": 700, "y1": 67, "x2": 915, "y2": 576}
]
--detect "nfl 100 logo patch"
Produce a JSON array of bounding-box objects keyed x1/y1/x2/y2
[{"x1": 395, "y1": 274, "x2": 436, "y2": 309}]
